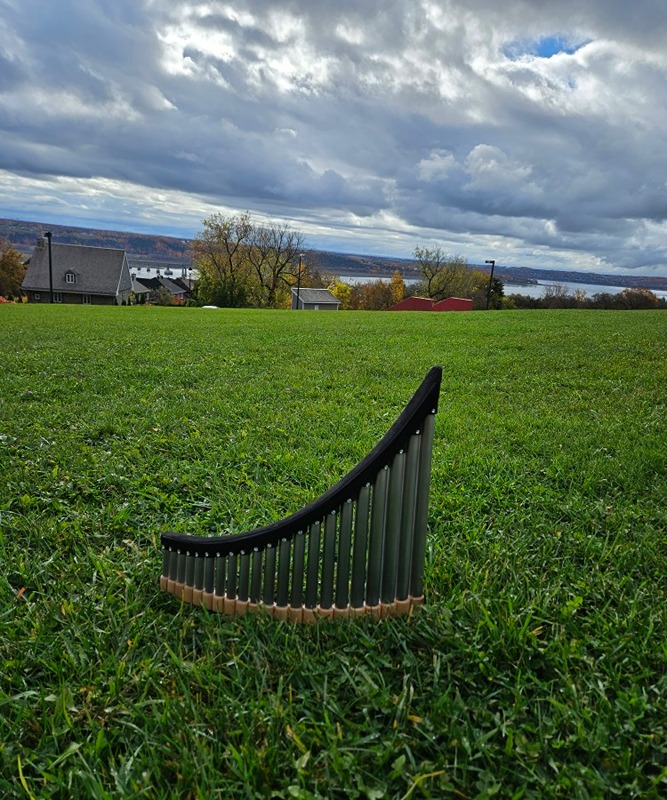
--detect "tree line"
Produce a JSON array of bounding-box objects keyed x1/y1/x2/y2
[
  {"x1": 190, "y1": 216, "x2": 506, "y2": 310},
  {"x1": 505, "y1": 284, "x2": 666, "y2": 310},
  {"x1": 2, "y1": 215, "x2": 665, "y2": 311},
  {"x1": 192, "y1": 212, "x2": 309, "y2": 308},
  {"x1": 0, "y1": 239, "x2": 26, "y2": 300}
]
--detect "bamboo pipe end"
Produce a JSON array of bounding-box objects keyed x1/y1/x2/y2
[
  {"x1": 235, "y1": 599, "x2": 249, "y2": 616},
  {"x1": 394, "y1": 598, "x2": 411, "y2": 616}
]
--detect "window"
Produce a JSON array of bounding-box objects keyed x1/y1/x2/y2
[
  {"x1": 65, "y1": 272, "x2": 76, "y2": 284},
  {"x1": 34, "y1": 293, "x2": 41, "y2": 301},
  {"x1": 82, "y1": 294, "x2": 92, "y2": 305},
  {"x1": 53, "y1": 292, "x2": 63, "y2": 303}
]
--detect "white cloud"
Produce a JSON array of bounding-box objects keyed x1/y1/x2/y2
[
  {"x1": 0, "y1": 0, "x2": 665, "y2": 276},
  {"x1": 463, "y1": 145, "x2": 533, "y2": 192},
  {"x1": 417, "y1": 151, "x2": 457, "y2": 182}
]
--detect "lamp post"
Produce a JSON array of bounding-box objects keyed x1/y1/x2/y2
[
  {"x1": 295, "y1": 253, "x2": 303, "y2": 309},
  {"x1": 45, "y1": 231, "x2": 54, "y2": 303},
  {"x1": 484, "y1": 259, "x2": 496, "y2": 310}
]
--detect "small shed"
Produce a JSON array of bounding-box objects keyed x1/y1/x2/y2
[{"x1": 291, "y1": 288, "x2": 340, "y2": 310}]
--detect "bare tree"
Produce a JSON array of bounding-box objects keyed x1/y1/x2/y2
[
  {"x1": 246, "y1": 222, "x2": 305, "y2": 308},
  {"x1": 542, "y1": 283, "x2": 572, "y2": 308},
  {"x1": 191, "y1": 213, "x2": 308, "y2": 308}
]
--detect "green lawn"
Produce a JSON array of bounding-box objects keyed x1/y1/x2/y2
[{"x1": 1, "y1": 305, "x2": 665, "y2": 799}]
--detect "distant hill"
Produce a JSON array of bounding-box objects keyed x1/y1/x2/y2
[
  {"x1": 308, "y1": 250, "x2": 419, "y2": 278},
  {"x1": 2, "y1": 217, "x2": 666, "y2": 291},
  {"x1": 0, "y1": 218, "x2": 191, "y2": 263},
  {"x1": 0, "y1": 217, "x2": 421, "y2": 277}
]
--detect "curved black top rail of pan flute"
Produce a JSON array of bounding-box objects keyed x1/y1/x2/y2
[{"x1": 160, "y1": 366, "x2": 442, "y2": 620}]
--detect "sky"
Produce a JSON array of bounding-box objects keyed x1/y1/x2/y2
[{"x1": 1, "y1": 0, "x2": 666, "y2": 275}]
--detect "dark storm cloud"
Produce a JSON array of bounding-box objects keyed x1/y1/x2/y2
[{"x1": 0, "y1": 0, "x2": 666, "y2": 273}]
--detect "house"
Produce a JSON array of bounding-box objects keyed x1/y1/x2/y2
[
  {"x1": 22, "y1": 238, "x2": 132, "y2": 305},
  {"x1": 131, "y1": 275, "x2": 188, "y2": 303},
  {"x1": 388, "y1": 296, "x2": 473, "y2": 312},
  {"x1": 291, "y1": 287, "x2": 340, "y2": 310}
]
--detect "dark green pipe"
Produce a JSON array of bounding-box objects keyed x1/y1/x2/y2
[
  {"x1": 238, "y1": 552, "x2": 250, "y2": 601},
  {"x1": 194, "y1": 556, "x2": 204, "y2": 591},
  {"x1": 215, "y1": 554, "x2": 226, "y2": 597},
  {"x1": 410, "y1": 413, "x2": 436, "y2": 598},
  {"x1": 291, "y1": 532, "x2": 306, "y2": 608},
  {"x1": 366, "y1": 466, "x2": 389, "y2": 607},
  {"x1": 320, "y1": 511, "x2": 337, "y2": 609},
  {"x1": 381, "y1": 450, "x2": 406, "y2": 604},
  {"x1": 177, "y1": 550, "x2": 186, "y2": 585},
  {"x1": 396, "y1": 433, "x2": 420, "y2": 601},
  {"x1": 204, "y1": 556, "x2": 215, "y2": 594},
  {"x1": 277, "y1": 539, "x2": 291, "y2": 607},
  {"x1": 335, "y1": 500, "x2": 353, "y2": 608},
  {"x1": 250, "y1": 549, "x2": 263, "y2": 603},
  {"x1": 185, "y1": 554, "x2": 196, "y2": 589},
  {"x1": 162, "y1": 548, "x2": 171, "y2": 579},
  {"x1": 263, "y1": 544, "x2": 276, "y2": 605},
  {"x1": 169, "y1": 550, "x2": 180, "y2": 582},
  {"x1": 350, "y1": 486, "x2": 371, "y2": 608},
  {"x1": 226, "y1": 553, "x2": 238, "y2": 599},
  {"x1": 305, "y1": 522, "x2": 321, "y2": 609}
]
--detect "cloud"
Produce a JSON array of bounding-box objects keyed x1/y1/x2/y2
[{"x1": 0, "y1": 0, "x2": 665, "y2": 275}]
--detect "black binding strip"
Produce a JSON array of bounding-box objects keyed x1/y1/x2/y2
[{"x1": 161, "y1": 366, "x2": 442, "y2": 557}]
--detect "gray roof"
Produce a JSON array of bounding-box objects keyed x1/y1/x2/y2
[
  {"x1": 22, "y1": 240, "x2": 132, "y2": 296},
  {"x1": 292, "y1": 288, "x2": 340, "y2": 305},
  {"x1": 157, "y1": 277, "x2": 187, "y2": 295},
  {"x1": 132, "y1": 278, "x2": 152, "y2": 294},
  {"x1": 132, "y1": 276, "x2": 187, "y2": 295}
]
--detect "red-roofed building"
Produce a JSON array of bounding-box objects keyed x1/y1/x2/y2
[
  {"x1": 388, "y1": 296, "x2": 436, "y2": 311},
  {"x1": 388, "y1": 296, "x2": 473, "y2": 312},
  {"x1": 432, "y1": 297, "x2": 473, "y2": 311}
]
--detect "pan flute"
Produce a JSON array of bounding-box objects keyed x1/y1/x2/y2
[{"x1": 160, "y1": 367, "x2": 441, "y2": 621}]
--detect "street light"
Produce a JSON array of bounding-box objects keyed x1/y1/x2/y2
[
  {"x1": 45, "y1": 231, "x2": 54, "y2": 303},
  {"x1": 485, "y1": 259, "x2": 496, "y2": 310},
  {"x1": 295, "y1": 253, "x2": 303, "y2": 309}
]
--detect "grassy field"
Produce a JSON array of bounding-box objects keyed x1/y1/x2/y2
[{"x1": 1, "y1": 305, "x2": 665, "y2": 799}]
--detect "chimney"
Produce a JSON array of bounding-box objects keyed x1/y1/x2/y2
[{"x1": 36, "y1": 236, "x2": 46, "y2": 249}]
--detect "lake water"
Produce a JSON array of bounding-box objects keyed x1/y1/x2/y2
[
  {"x1": 131, "y1": 265, "x2": 195, "y2": 280},
  {"x1": 503, "y1": 280, "x2": 667, "y2": 300},
  {"x1": 340, "y1": 275, "x2": 667, "y2": 299}
]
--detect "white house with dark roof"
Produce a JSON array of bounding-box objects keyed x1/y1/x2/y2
[
  {"x1": 22, "y1": 238, "x2": 132, "y2": 305},
  {"x1": 291, "y1": 287, "x2": 340, "y2": 310}
]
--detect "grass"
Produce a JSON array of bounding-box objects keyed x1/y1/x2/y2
[{"x1": 0, "y1": 304, "x2": 665, "y2": 799}]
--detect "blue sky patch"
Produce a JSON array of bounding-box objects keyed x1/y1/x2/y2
[{"x1": 505, "y1": 35, "x2": 589, "y2": 60}]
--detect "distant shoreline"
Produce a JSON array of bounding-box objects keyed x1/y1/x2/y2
[{"x1": 3, "y1": 216, "x2": 666, "y2": 293}]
